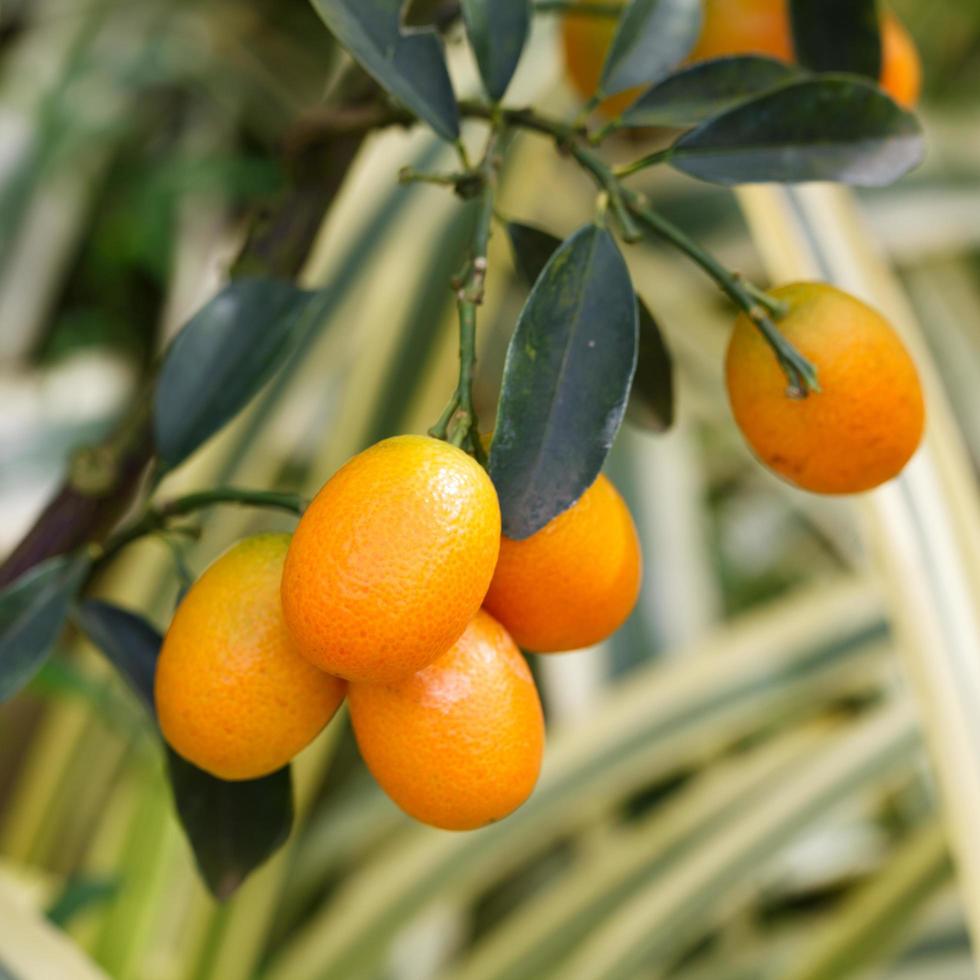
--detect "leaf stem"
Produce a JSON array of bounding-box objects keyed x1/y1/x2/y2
[
  {"x1": 398, "y1": 167, "x2": 467, "y2": 188},
  {"x1": 740, "y1": 277, "x2": 790, "y2": 318},
  {"x1": 625, "y1": 195, "x2": 817, "y2": 394},
  {"x1": 613, "y1": 147, "x2": 676, "y2": 178},
  {"x1": 97, "y1": 488, "x2": 307, "y2": 563},
  {"x1": 534, "y1": 0, "x2": 622, "y2": 16},
  {"x1": 430, "y1": 126, "x2": 501, "y2": 462}
]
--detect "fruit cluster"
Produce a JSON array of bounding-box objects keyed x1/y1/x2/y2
[
  {"x1": 155, "y1": 435, "x2": 642, "y2": 830},
  {"x1": 155, "y1": 282, "x2": 925, "y2": 831}
]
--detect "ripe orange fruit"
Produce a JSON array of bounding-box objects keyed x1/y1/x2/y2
[
  {"x1": 281, "y1": 435, "x2": 501, "y2": 684},
  {"x1": 483, "y1": 474, "x2": 642, "y2": 653},
  {"x1": 688, "y1": 0, "x2": 793, "y2": 62},
  {"x1": 155, "y1": 535, "x2": 345, "y2": 781},
  {"x1": 690, "y1": 0, "x2": 921, "y2": 107},
  {"x1": 560, "y1": 2, "x2": 641, "y2": 118},
  {"x1": 725, "y1": 282, "x2": 925, "y2": 494},
  {"x1": 879, "y1": 15, "x2": 922, "y2": 110},
  {"x1": 348, "y1": 610, "x2": 544, "y2": 831}
]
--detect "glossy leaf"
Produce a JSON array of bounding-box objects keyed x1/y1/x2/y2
[
  {"x1": 75, "y1": 601, "x2": 295, "y2": 901},
  {"x1": 167, "y1": 751, "x2": 294, "y2": 901},
  {"x1": 75, "y1": 600, "x2": 160, "y2": 715},
  {"x1": 491, "y1": 224, "x2": 638, "y2": 539},
  {"x1": 621, "y1": 56, "x2": 802, "y2": 128},
  {"x1": 0, "y1": 554, "x2": 90, "y2": 702},
  {"x1": 154, "y1": 279, "x2": 313, "y2": 471},
  {"x1": 627, "y1": 302, "x2": 674, "y2": 432},
  {"x1": 790, "y1": 0, "x2": 881, "y2": 79},
  {"x1": 462, "y1": 0, "x2": 530, "y2": 101},
  {"x1": 599, "y1": 0, "x2": 702, "y2": 99},
  {"x1": 507, "y1": 221, "x2": 674, "y2": 435},
  {"x1": 669, "y1": 76, "x2": 924, "y2": 186},
  {"x1": 309, "y1": 0, "x2": 459, "y2": 141}
]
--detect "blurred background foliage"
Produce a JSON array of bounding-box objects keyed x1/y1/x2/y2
[{"x1": 2, "y1": 0, "x2": 980, "y2": 978}]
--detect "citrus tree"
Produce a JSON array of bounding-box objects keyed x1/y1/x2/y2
[{"x1": 2, "y1": 0, "x2": 967, "y2": 976}]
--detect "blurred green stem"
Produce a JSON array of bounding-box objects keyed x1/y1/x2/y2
[
  {"x1": 534, "y1": 1, "x2": 622, "y2": 16},
  {"x1": 614, "y1": 148, "x2": 675, "y2": 177},
  {"x1": 429, "y1": 127, "x2": 501, "y2": 463},
  {"x1": 625, "y1": 198, "x2": 817, "y2": 395},
  {"x1": 98, "y1": 488, "x2": 306, "y2": 563}
]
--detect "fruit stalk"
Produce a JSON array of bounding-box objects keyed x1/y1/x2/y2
[
  {"x1": 625, "y1": 195, "x2": 819, "y2": 395},
  {"x1": 97, "y1": 487, "x2": 307, "y2": 563},
  {"x1": 534, "y1": 0, "x2": 622, "y2": 15},
  {"x1": 431, "y1": 127, "x2": 501, "y2": 461}
]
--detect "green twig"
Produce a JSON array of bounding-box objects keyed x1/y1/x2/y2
[
  {"x1": 534, "y1": 0, "x2": 622, "y2": 16},
  {"x1": 589, "y1": 118, "x2": 622, "y2": 144},
  {"x1": 625, "y1": 194, "x2": 818, "y2": 395},
  {"x1": 97, "y1": 487, "x2": 307, "y2": 563},
  {"x1": 398, "y1": 167, "x2": 465, "y2": 188},
  {"x1": 573, "y1": 94, "x2": 603, "y2": 128},
  {"x1": 740, "y1": 277, "x2": 790, "y2": 318},
  {"x1": 428, "y1": 392, "x2": 460, "y2": 440},
  {"x1": 613, "y1": 147, "x2": 675, "y2": 178},
  {"x1": 429, "y1": 126, "x2": 501, "y2": 462}
]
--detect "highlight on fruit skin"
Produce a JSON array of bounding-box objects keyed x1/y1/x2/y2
[
  {"x1": 725, "y1": 281, "x2": 925, "y2": 495},
  {"x1": 280, "y1": 434, "x2": 501, "y2": 684},
  {"x1": 155, "y1": 534, "x2": 346, "y2": 781},
  {"x1": 561, "y1": 0, "x2": 922, "y2": 115},
  {"x1": 348, "y1": 610, "x2": 545, "y2": 831},
  {"x1": 484, "y1": 473, "x2": 642, "y2": 653}
]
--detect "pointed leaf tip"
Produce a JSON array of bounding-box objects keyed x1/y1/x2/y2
[
  {"x1": 462, "y1": 0, "x2": 530, "y2": 101},
  {"x1": 599, "y1": 0, "x2": 702, "y2": 99},
  {"x1": 309, "y1": 0, "x2": 460, "y2": 141}
]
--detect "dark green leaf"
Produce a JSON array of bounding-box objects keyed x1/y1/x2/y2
[
  {"x1": 627, "y1": 302, "x2": 674, "y2": 432},
  {"x1": 462, "y1": 0, "x2": 530, "y2": 101},
  {"x1": 309, "y1": 0, "x2": 460, "y2": 141},
  {"x1": 167, "y1": 751, "x2": 293, "y2": 901},
  {"x1": 75, "y1": 600, "x2": 160, "y2": 716},
  {"x1": 402, "y1": 0, "x2": 458, "y2": 27},
  {"x1": 154, "y1": 279, "x2": 313, "y2": 470},
  {"x1": 790, "y1": 0, "x2": 881, "y2": 79},
  {"x1": 75, "y1": 603, "x2": 294, "y2": 900},
  {"x1": 669, "y1": 75, "x2": 924, "y2": 186},
  {"x1": 507, "y1": 221, "x2": 673, "y2": 434},
  {"x1": 0, "y1": 554, "x2": 90, "y2": 702},
  {"x1": 599, "y1": 0, "x2": 702, "y2": 99},
  {"x1": 491, "y1": 224, "x2": 638, "y2": 539},
  {"x1": 621, "y1": 56, "x2": 802, "y2": 127}
]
